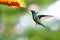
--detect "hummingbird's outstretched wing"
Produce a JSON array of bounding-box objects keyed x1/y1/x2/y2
[
  {"x1": 37, "y1": 15, "x2": 53, "y2": 27},
  {"x1": 37, "y1": 15, "x2": 53, "y2": 20}
]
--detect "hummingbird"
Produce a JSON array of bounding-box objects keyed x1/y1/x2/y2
[{"x1": 30, "y1": 10, "x2": 53, "y2": 27}]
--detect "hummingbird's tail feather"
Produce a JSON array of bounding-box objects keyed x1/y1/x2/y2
[
  {"x1": 39, "y1": 23, "x2": 46, "y2": 27},
  {"x1": 41, "y1": 24, "x2": 46, "y2": 27},
  {"x1": 37, "y1": 22, "x2": 46, "y2": 27}
]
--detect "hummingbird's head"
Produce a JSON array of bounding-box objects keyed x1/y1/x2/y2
[
  {"x1": 30, "y1": 10, "x2": 37, "y2": 14},
  {"x1": 31, "y1": 10, "x2": 35, "y2": 12}
]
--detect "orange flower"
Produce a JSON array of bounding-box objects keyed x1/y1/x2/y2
[{"x1": 0, "y1": 0, "x2": 26, "y2": 8}]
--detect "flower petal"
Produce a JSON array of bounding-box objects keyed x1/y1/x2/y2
[{"x1": 0, "y1": 0, "x2": 26, "y2": 8}]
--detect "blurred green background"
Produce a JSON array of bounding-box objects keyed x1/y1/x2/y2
[{"x1": 0, "y1": 0, "x2": 60, "y2": 40}]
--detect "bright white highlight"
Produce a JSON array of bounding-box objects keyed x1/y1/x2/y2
[
  {"x1": 40, "y1": 0, "x2": 60, "y2": 30},
  {"x1": 41, "y1": 0, "x2": 60, "y2": 20},
  {"x1": 20, "y1": 15, "x2": 31, "y2": 28}
]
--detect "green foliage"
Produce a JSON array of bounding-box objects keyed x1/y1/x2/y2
[
  {"x1": 25, "y1": 0, "x2": 56, "y2": 7},
  {"x1": 23, "y1": 27, "x2": 60, "y2": 40}
]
